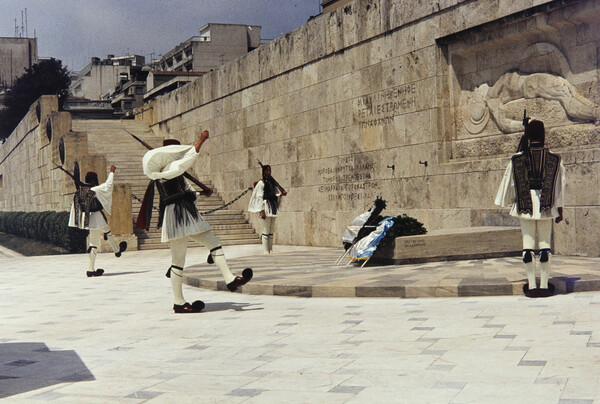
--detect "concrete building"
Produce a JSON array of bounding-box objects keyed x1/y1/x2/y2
[
  {"x1": 144, "y1": 70, "x2": 204, "y2": 102},
  {"x1": 0, "y1": 37, "x2": 37, "y2": 89},
  {"x1": 70, "y1": 54, "x2": 145, "y2": 100},
  {"x1": 110, "y1": 67, "x2": 150, "y2": 118},
  {"x1": 156, "y1": 23, "x2": 261, "y2": 73}
]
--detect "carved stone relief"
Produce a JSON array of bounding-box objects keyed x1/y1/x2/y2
[{"x1": 461, "y1": 44, "x2": 600, "y2": 134}]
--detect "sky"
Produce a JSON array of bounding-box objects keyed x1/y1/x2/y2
[{"x1": 0, "y1": 0, "x2": 321, "y2": 71}]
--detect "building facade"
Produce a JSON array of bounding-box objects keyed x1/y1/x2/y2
[
  {"x1": 0, "y1": 37, "x2": 37, "y2": 89},
  {"x1": 70, "y1": 54, "x2": 145, "y2": 100},
  {"x1": 156, "y1": 23, "x2": 261, "y2": 73}
]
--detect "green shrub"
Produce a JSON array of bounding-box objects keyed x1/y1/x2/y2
[{"x1": 0, "y1": 211, "x2": 86, "y2": 253}]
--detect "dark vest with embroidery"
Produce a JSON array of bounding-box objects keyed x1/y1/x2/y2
[
  {"x1": 73, "y1": 185, "x2": 103, "y2": 227},
  {"x1": 155, "y1": 176, "x2": 198, "y2": 228},
  {"x1": 512, "y1": 148, "x2": 560, "y2": 215}
]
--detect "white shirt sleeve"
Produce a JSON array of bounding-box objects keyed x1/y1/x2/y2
[
  {"x1": 553, "y1": 160, "x2": 566, "y2": 209},
  {"x1": 143, "y1": 145, "x2": 199, "y2": 180},
  {"x1": 91, "y1": 172, "x2": 114, "y2": 215},
  {"x1": 495, "y1": 160, "x2": 515, "y2": 208},
  {"x1": 248, "y1": 180, "x2": 266, "y2": 213}
]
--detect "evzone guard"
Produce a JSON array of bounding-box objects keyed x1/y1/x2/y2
[
  {"x1": 495, "y1": 120, "x2": 565, "y2": 298},
  {"x1": 136, "y1": 130, "x2": 253, "y2": 314},
  {"x1": 248, "y1": 161, "x2": 287, "y2": 254},
  {"x1": 65, "y1": 165, "x2": 127, "y2": 277}
]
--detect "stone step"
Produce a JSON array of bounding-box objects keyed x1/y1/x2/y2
[
  {"x1": 137, "y1": 238, "x2": 261, "y2": 250},
  {"x1": 75, "y1": 118, "x2": 258, "y2": 251}
]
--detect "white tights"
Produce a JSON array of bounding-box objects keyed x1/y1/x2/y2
[
  {"x1": 169, "y1": 231, "x2": 235, "y2": 305},
  {"x1": 261, "y1": 217, "x2": 276, "y2": 254},
  {"x1": 520, "y1": 218, "x2": 553, "y2": 289},
  {"x1": 88, "y1": 227, "x2": 120, "y2": 271}
]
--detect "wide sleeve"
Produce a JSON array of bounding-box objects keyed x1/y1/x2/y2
[
  {"x1": 495, "y1": 160, "x2": 515, "y2": 208},
  {"x1": 143, "y1": 145, "x2": 199, "y2": 180},
  {"x1": 248, "y1": 180, "x2": 266, "y2": 213},
  {"x1": 553, "y1": 160, "x2": 566, "y2": 209},
  {"x1": 91, "y1": 172, "x2": 114, "y2": 214}
]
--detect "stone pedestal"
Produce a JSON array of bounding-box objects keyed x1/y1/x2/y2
[{"x1": 374, "y1": 226, "x2": 522, "y2": 264}]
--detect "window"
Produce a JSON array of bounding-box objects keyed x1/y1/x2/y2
[
  {"x1": 0, "y1": 174, "x2": 3, "y2": 188},
  {"x1": 135, "y1": 86, "x2": 144, "y2": 94}
]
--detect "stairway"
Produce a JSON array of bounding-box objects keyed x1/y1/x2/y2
[{"x1": 72, "y1": 119, "x2": 259, "y2": 250}]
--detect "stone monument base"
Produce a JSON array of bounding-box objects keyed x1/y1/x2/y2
[{"x1": 374, "y1": 226, "x2": 522, "y2": 264}]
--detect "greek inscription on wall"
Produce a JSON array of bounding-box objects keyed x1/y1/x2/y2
[
  {"x1": 354, "y1": 83, "x2": 418, "y2": 128},
  {"x1": 404, "y1": 239, "x2": 426, "y2": 248},
  {"x1": 318, "y1": 155, "x2": 379, "y2": 202}
]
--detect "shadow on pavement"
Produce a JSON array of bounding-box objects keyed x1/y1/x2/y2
[
  {"x1": 203, "y1": 302, "x2": 263, "y2": 312},
  {"x1": 0, "y1": 342, "x2": 94, "y2": 398},
  {"x1": 100, "y1": 271, "x2": 151, "y2": 277}
]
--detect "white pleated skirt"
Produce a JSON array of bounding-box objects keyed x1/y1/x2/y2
[
  {"x1": 68, "y1": 207, "x2": 109, "y2": 230},
  {"x1": 160, "y1": 204, "x2": 211, "y2": 242}
]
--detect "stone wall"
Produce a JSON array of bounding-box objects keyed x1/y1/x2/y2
[
  {"x1": 0, "y1": 95, "x2": 134, "y2": 247},
  {"x1": 137, "y1": 0, "x2": 600, "y2": 256}
]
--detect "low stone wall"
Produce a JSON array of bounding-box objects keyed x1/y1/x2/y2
[{"x1": 137, "y1": 0, "x2": 600, "y2": 256}]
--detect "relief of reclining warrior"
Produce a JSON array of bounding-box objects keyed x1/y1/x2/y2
[{"x1": 467, "y1": 72, "x2": 600, "y2": 133}]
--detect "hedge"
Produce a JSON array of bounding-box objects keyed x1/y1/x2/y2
[{"x1": 0, "y1": 211, "x2": 87, "y2": 253}]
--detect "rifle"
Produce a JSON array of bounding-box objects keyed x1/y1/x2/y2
[
  {"x1": 257, "y1": 159, "x2": 287, "y2": 195},
  {"x1": 54, "y1": 162, "x2": 82, "y2": 189},
  {"x1": 516, "y1": 109, "x2": 531, "y2": 153},
  {"x1": 125, "y1": 130, "x2": 213, "y2": 196}
]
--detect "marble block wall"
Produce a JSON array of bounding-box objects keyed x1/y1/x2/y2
[
  {"x1": 0, "y1": 95, "x2": 135, "y2": 245},
  {"x1": 138, "y1": 0, "x2": 600, "y2": 256}
]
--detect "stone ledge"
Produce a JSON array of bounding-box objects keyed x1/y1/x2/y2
[{"x1": 182, "y1": 246, "x2": 600, "y2": 299}]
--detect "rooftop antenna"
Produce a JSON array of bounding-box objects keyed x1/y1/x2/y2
[{"x1": 25, "y1": 8, "x2": 28, "y2": 37}]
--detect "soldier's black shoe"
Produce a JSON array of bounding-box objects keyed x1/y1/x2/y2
[
  {"x1": 115, "y1": 241, "x2": 127, "y2": 258},
  {"x1": 86, "y1": 269, "x2": 104, "y2": 277},
  {"x1": 226, "y1": 268, "x2": 253, "y2": 292},
  {"x1": 207, "y1": 253, "x2": 214, "y2": 264},
  {"x1": 173, "y1": 300, "x2": 205, "y2": 313}
]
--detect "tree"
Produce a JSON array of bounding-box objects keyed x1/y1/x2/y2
[{"x1": 0, "y1": 58, "x2": 71, "y2": 141}]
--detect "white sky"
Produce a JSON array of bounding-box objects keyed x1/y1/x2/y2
[{"x1": 0, "y1": 0, "x2": 321, "y2": 71}]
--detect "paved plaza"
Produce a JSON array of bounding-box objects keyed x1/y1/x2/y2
[{"x1": 1, "y1": 244, "x2": 600, "y2": 403}]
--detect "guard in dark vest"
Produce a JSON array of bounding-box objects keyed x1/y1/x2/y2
[
  {"x1": 68, "y1": 165, "x2": 127, "y2": 277},
  {"x1": 248, "y1": 162, "x2": 287, "y2": 254},
  {"x1": 495, "y1": 120, "x2": 565, "y2": 297},
  {"x1": 137, "y1": 131, "x2": 253, "y2": 313}
]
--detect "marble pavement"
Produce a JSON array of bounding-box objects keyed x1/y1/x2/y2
[{"x1": 1, "y1": 244, "x2": 599, "y2": 402}]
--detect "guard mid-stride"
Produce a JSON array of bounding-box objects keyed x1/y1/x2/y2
[
  {"x1": 136, "y1": 130, "x2": 253, "y2": 314},
  {"x1": 67, "y1": 165, "x2": 127, "y2": 277}
]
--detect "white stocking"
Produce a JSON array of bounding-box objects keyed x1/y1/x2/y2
[
  {"x1": 88, "y1": 229, "x2": 103, "y2": 271},
  {"x1": 540, "y1": 253, "x2": 551, "y2": 289},
  {"x1": 169, "y1": 238, "x2": 187, "y2": 305},
  {"x1": 520, "y1": 219, "x2": 537, "y2": 288},
  {"x1": 524, "y1": 258, "x2": 537, "y2": 289},
  {"x1": 103, "y1": 229, "x2": 120, "y2": 252},
  {"x1": 537, "y1": 219, "x2": 553, "y2": 289},
  {"x1": 262, "y1": 217, "x2": 275, "y2": 254},
  {"x1": 189, "y1": 231, "x2": 235, "y2": 284}
]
